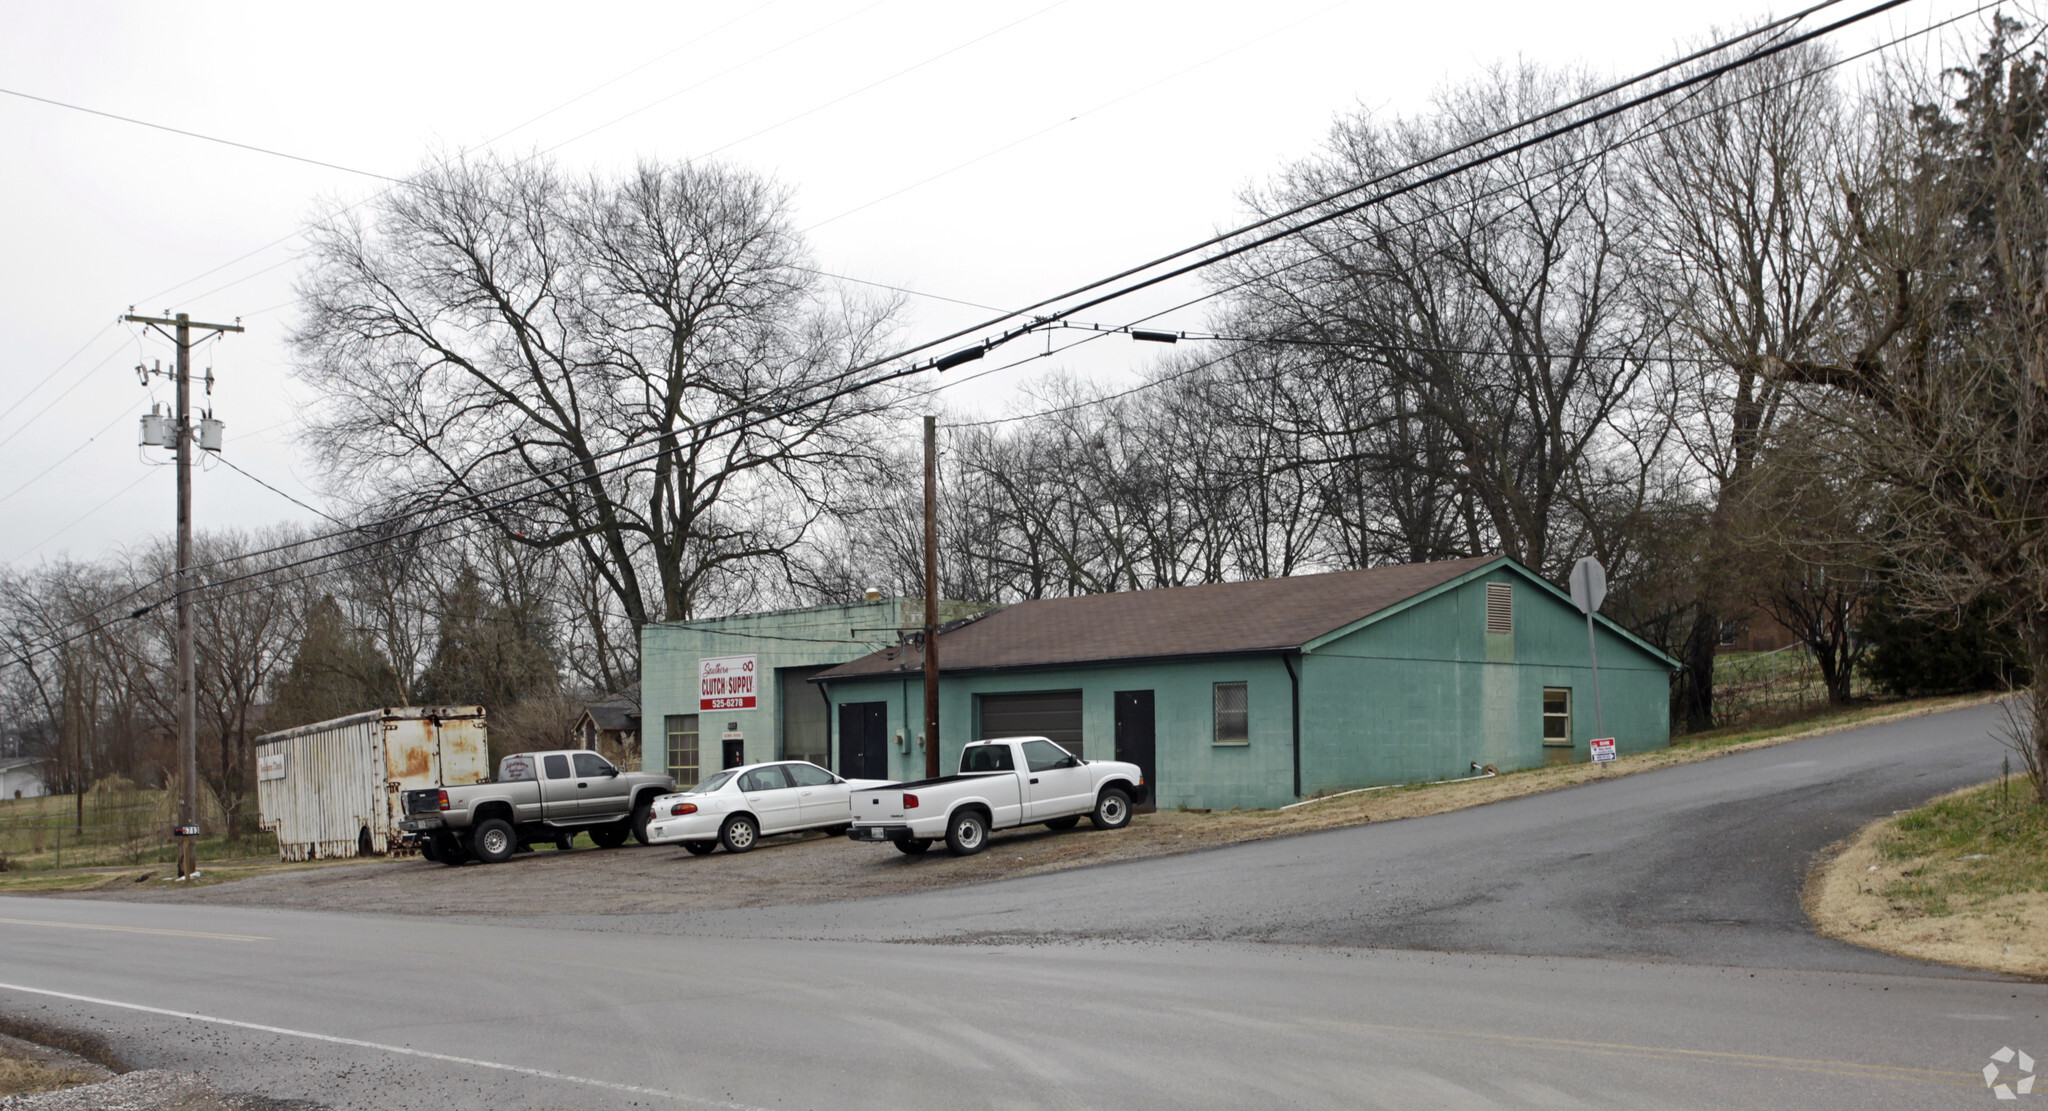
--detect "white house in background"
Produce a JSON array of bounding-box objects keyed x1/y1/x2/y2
[{"x1": 0, "y1": 757, "x2": 47, "y2": 800}]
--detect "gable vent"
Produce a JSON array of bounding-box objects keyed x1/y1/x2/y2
[{"x1": 1485, "y1": 582, "x2": 1513, "y2": 634}]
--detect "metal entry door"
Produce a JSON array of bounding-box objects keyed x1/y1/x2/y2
[
  {"x1": 837, "y1": 702, "x2": 888, "y2": 780},
  {"x1": 1114, "y1": 690, "x2": 1156, "y2": 813}
]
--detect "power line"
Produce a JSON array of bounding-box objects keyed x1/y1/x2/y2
[
  {"x1": 2, "y1": 1, "x2": 1920, "y2": 662},
  {"x1": 0, "y1": 332, "x2": 141, "y2": 453},
  {"x1": 0, "y1": 401, "x2": 146, "y2": 511},
  {"x1": 71, "y1": 4, "x2": 1890, "y2": 592},
  {"x1": 214, "y1": 455, "x2": 345, "y2": 525},
  {"x1": 0, "y1": 86, "x2": 403, "y2": 182},
  {"x1": 0, "y1": 320, "x2": 118, "y2": 425},
  {"x1": 6, "y1": 470, "x2": 157, "y2": 566}
]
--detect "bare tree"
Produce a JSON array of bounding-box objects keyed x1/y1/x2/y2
[
  {"x1": 1223, "y1": 63, "x2": 1661, "y2": 580},
  {"x1": 1782, "y1": 20, "x2": 2048, "y2": 795},
  {"x1": 294, "y1": 153, "x2": 903, "y2": 636},
  {"x1": 1627, "y1": 38, "x2": 1854, "y2": 729}
]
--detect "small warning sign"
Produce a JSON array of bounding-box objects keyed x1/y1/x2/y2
[{"x1": 1590, "y1": 737, "x2": 1617, "y2": 763}]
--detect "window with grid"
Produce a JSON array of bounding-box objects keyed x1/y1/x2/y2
[
  {"x1": 1485, "y1": 582, "x2": 1513, "y2": 634},
  {"x1": 1213, "y1": 682, "x2": 1249, "y2": 745},
  {"x1": 666, "y1": 714, "x2": 700, "y2": 787},
  {"x1": 1542, "y1": 688, "x2": 1572, "y2": 746}
]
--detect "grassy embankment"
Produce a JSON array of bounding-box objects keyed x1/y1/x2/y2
[
  {"x1": 1810, "y1": 777, "x2": 2048, "y2": 977},
  {"x1": 0, "y1": 785, "x2": 286, "y2": 881}
]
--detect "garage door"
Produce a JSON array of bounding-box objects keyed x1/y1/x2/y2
[{"x1": 977, "y1": 690, "x2": 1084, "y2": 759}]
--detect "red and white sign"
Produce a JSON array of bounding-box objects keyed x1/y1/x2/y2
[
  {"x1": 257, "y1": 752, "x2": 287, "y2": 782},
  {"x1": 1590, "y1": 737, "x2": 1617, "y2": 763},
  {"x1": 699, "y1": 655, "x2": 758, "y2": 711}
]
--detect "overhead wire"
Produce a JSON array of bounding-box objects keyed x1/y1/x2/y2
[
  {"x1": 0, "y1": 320, "x2": 118, "y2": 425},
  {"x1": 1, "y1": 0, "x2": 1935, "y2": 662},
  {"x1": 948, "y1": 0, "x2": 1990, "y2": 427}
]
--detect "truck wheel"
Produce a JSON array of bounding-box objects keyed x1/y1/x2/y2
[
  {"x1": 472, "y1": 818, "x2": 516, "y2": 864},
  {"x1": 720, "y1": 815, "x2": 759, "y2": 853},
  {"x1": 894, "y1": 838, "x2": 932, "y2": 856},
  {"x1": 590, "y1": 824, "x2": 630, "y2": 849},
  {"x1": 1090, "y1": 788, "x2": 1132, "y2": 830},
  {"x1": 555, "y1": 831, "x2": 577, "y2": 851},
  {"x1": 1043, "y1": 816, "x2": 1080, "y2": 831},
  {"x1": 945, "y1": 810, "x2": 989, "y2": 856},
  {"x1": 419, "y1": 836, "x2": 439, "y2": 863},
  {"x1": 631, "y1": 798, "x2": 655, "y2": 845},
  {"x1": 683, "y1": 840, "x2": 717, "y2": 856}
]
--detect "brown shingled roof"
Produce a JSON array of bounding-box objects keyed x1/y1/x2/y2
[{"x1": 815, "y1": 555, "x2": 1500, "y2": 679}]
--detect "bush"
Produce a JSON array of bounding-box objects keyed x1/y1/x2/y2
[{"x1": 1860, "y1": 593, "x2": 2029, "y2": 696}]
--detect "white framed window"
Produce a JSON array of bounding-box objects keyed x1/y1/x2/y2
[
  {"x1": 1542, "y1": 688, "x2": 1572, "y2": 746},
  {"x1": 1213, "y1": 682, "x2": 1249, "y2": 745},
  {"x1": 666, "y1": 713, "x2": 700, "y2": 786}
]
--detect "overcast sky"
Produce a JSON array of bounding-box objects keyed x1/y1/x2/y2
[{"x1": 0, "y1": 0, "x2": 1986, "y2": 569}]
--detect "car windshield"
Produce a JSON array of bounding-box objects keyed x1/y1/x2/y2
[{"x1": 686, "y1": 771, "x2": 738, "y2": 794}]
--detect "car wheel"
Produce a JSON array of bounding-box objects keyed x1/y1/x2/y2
[
  {"x1": 630, "y1": 798, "x2": 654, "y2": 846},
  {"x1": 1043, "y1": 816, "x2": 1081, "y2": 831},
  {"x1": 894, "y1": 838, "x2": 932, "y2": 856},
  {"x1": 590, "y1": 823, "x2": 630, "y2": 849},
  {"x1": 945, "y1": 809, "x2": 989, "y2": 856},
  {"x1": 1090, "y1": 788, "x2": 1132, "y2": 830},
  {"x1": 555, "y1": 831, "x2": 576, "y2": 851},
  {"x1": 720, "y1": 815, "x2": 759, "y2": 853},
  {"x1": 683, "y1": 840, "x2": 717, "y2": 856},
  {"x1": 472, "y1": 818, "x2": 516, "y2": 864}
]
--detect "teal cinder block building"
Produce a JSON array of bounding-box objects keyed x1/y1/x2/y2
[
  {"x1": 640, "y1": 598, "x2": 989, "y2": 786},
  {"x1": 812, "y1": 556, "x2": 1678, "y2": 810}
]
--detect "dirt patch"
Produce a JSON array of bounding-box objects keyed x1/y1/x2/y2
[
  {"x1": 35, "y1": 693, "x2": 2005, "y2": 918},
  {"x1": 1808, "y1": 779, "x2": 2048, "y2": 978},
  {"x1": 0, "y1": 1030, "x2": 112, "y2": 1100}
]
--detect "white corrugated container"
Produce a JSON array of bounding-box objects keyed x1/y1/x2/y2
[{"x1": 254, "y1": 706, "x2": 490, "y2": 861}]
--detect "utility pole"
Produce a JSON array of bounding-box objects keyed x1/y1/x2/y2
[
  {"x1": 126, "y1": 310, "x2": 242, "y2": 879},
  {"x1": 923, "y1": 415, "x2": 940, "y2": 779}
]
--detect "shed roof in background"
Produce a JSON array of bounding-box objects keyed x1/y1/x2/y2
[
  {"x1": 816, "y1": 556, "x2": 1505, "y2": 680},
  {"x1": 583, "y1": 682, "x2": 642, "y2": 732}
]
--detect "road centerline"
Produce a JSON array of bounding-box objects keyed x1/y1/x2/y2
[{"x1": 0, "y1": 916, "x2": 269, "y2": 942}]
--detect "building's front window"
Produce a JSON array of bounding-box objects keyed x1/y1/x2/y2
[
  {"x1": 1214, "y1": 682, "x2": 1249, "y2": 745},
  {"x1": 1542, "y1": 688, "x2": 1572, "y2": 746},
  {"x1": 666, "y1": 713, "x2": 700, "y2": 787}
]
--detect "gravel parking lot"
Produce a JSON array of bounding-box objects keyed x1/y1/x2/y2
[{"x1": 59, "y1": 816, "x2": 1212, "y2": 916}]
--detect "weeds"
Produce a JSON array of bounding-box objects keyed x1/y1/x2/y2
[{"x1": 1874, "y1": 779, "x2": 2048, "y2": 918}]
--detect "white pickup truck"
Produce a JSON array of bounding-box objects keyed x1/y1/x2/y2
[{"x1": 846, "y1": 736, "x2": 1146, "y2": 856}]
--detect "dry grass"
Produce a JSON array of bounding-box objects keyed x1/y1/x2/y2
[
  {"x1": 1808, "y1": 779, "x2": 2048, "y2": 977},
  {"x1": 0, "y1": 852, "x2": 385, "y2": 896},
  {"x1": 0, "y1": 1034, "x2": 107, "y2": 1099}
]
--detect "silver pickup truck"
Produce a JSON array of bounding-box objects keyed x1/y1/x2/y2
[
  {"x1": 398, "y1": 750, "x2": 675, "y2": 865},
  {"x1": 847, "y1": 736, "x2": 1146, "y2": 856}
]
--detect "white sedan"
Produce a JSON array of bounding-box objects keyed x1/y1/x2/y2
[{"x1": 646, "y1": 760, "x2": 894, "y2": 854}]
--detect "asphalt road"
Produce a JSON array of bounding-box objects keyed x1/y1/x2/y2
[{"x1": 0, "y1": 703, "x2": 2039, "y2": 1110}]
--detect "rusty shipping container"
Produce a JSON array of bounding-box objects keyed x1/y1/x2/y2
[{"x1": 254, "y1": 707, "x2": 490, "y2": 861}]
